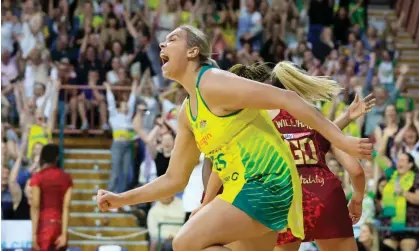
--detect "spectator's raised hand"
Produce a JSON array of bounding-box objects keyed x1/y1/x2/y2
[
  {"x1": 17, "y1": 139, "x2": 28, "y2": 160},
  {"x1": 131, "y1": 78, "x2": 139, "y2": 90},
  {"x1": 54, "y1": 79, "x2": 62, "y2": 89},
  {"x1": 84, "y1": 24, "x2": 92, "y2": 35},
  {"x1": 156, "y1": 116, "x2": 164, "y2": 127},
  {"x1": 405, "y1": 112, "x2": 413, "y2": 126},
  {"x1": 383, "y1": 125, "x2": 398, "y2": 137},
  {"x1": 369, "y1": 52, "x2": 376, "y2": 67},
  {"x1": 399, "y1": 64, "x2": 409, "y2": 75},
  {"x1": 347, "y1": 93, "x2": 376, "y2": 120},
  {"x1": 396, "y1": 64, "x2": 409, "y2": 90},
  {"x1": 123, "y1": 10, "x2": 130, "y2": 20},
  {"x1": 413, "y1": 108, "x2": 419, "y2": 128},
  {"x1": 104, "y1": 82, "x2": 111, "y2": 91},
  {"x1": 30, "y1": 155, "x2": 40, "y2": 173}
]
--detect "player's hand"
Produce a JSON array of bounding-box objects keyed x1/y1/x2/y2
[
  {"x1": 97, "y1": 189, "x2": 124, "y2": 212},
  {"x1": 32, "y1": 235, "x2": 40, "y2": 251},
  {"x1": 348, "y1": 93, "x2": 376, "y2": 120},
  {"x1": 341, "y1": 137, "x2": 373, "y2": 160},
  {"x1": 348, "y1": 196, "x2": 363, "y2": 225},
  {"x1": 54, "y1": 234, "x2": 67, "y2": 249}
]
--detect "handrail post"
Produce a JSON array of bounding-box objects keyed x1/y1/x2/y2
[
  {"x1": 58, "y1": 100, "x2": 65, "y2": 168},
  {"x1": 157, "y1": 222, "x2": 183, "y2": 250},
  {"x1": 157, "y1": 222, "x2": 162, "y2": 251}
]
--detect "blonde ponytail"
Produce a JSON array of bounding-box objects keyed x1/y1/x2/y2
[
  {"x1": 205, "y1": 57, "x2": 220, "y2": 69},
  {"x1": 272, "y1": 61, "x2": 342, "y2": 103}
]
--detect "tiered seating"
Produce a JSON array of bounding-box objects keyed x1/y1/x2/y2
[{"x1": 62, "y1": 138, "x2": 148, "y2": 251}]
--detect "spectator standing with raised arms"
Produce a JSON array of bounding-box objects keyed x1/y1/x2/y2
[
  {"x1": 105, "y1": 79, "x2": 137, "y2": 195},
  {"x1": 8, "y1": 139, "x2": 38, "y2": 220}
]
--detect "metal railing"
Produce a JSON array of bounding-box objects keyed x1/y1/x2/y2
[
  {"x1": 57, "y1": 85, "x2": 131, "y2": 166},
  {"x1": 157, "y1": 222, "x2": 183, "y2": 250},
  {"x1": 57, "y1": 85, "x2": 132, "y2": 134}
]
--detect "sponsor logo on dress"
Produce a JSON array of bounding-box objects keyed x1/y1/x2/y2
[
  {"x1": 283, "y1": 132, "x2": 311, "y2": 140},
  {"x1": 283, "y1": 134, "x2": 293, "y2": 140},
  {"x1": 275, "y1": 119, "x2": 312, "y2": 130},
  {"x1": 299, "y1": 174, "x2": 325, "y2": 187},
  {"x1": 200, "y1": 120, "x2": 207, "y2": 129},
  {"x1": 197, "y1": 133, "x2": 212, "y2": 149}
]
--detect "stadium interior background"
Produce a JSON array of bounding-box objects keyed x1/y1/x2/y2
[{"x1": 1, "y1": 0, "x2": 419, "y2": 250}]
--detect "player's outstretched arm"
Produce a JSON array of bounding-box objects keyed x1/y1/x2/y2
[
  {"x1": 331, "y1": 146, "x2": 366, "y2": 200},
  {"x1": 202, "y1": 171, "x2": 222, "y2": 206},
  {"x1": 331, "y1": 146, "x2": 366, "y2": 224},
  {"x1": 202, "y1": 158, "x2": 213, "y2": 190},
  {"x1": 199, "y1": 69, "x2": 372, "y2": 160},
  {"x1": 190, "y1": 171, "x2": 222, "y2": 218},
  {"x1": 334, "y1": 93, "x2": 375, "y2": 130},
  {"x1": 97, "y1": 102, "x2": 201, "y2": 211}
]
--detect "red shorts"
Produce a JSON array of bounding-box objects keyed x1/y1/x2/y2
[
  {"x1": 36, "y1": 220, "x2": 67, "y2": 251},
  {"x1": 276, "y1": 185, "x2": 353, "y2": 245}
]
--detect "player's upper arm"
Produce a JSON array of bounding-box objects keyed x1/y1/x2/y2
[
  {"x1": 30, "y1": 173, "x2": 41, "y2": 187},
  {"x1": 200, "y1": 69, "x2": 298, "y2": 112},
  {"x1": 66, "y1": 173, "x2": 73, "y2": 188},
  {"x1": 63, "y1": 187, "x2": 72, "y2": 209},
  {"x1": 165, "y1": 100, "x2": 201, "y2": 187},
  {"x1": 31, "y1": 186, "x2": 41, "y2": 209},
  {"x1": 202, "y1": 157, "x2": 213, "y2": 189}
]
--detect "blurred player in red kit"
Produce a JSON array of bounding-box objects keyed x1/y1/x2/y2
[{"x1": 30, "y1": 144, "x2": 72, "y2": 251}]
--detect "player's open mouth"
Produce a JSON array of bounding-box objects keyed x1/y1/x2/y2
[{"x1": 160, "y1": 54, "x2": 169, "y2": 66}]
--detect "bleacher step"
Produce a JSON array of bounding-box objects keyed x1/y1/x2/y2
[
  {"x1": 73, "y1": 179, "x2": 107, "y2": 190},
  {"x1": 60, "y1": 137, "x2": 113, "y2": 149},
  {"x1": 65, "y1": 149, "x2": 111, "y2": 154},
  {"x1": 397, "y1": 43, "x2": 419, "y2": 49},
  {"x1": 65, "y1": 159, "x2": 111, "y2": 164},
  {"x1": 70, "y1": 212, "x2": 138, "y2": 227},
  {"x1": 67, "y1": 169, "x2": 110, "y2": 180},
  {"x1": 71, "y1": 200, "x2": 98, "y2": 213},
  {"x1": 65, "y1": 159, "x2": 111, "y2": 171},
  {"x1": 65, "y1": 149, "x2": 111, "y2": 160},
  {"x1": 62, "y1": 143, "x2": 146, "y2": 249},
  {"x1": 72, "y1": 189, "x2": 98, "y2": 201}
]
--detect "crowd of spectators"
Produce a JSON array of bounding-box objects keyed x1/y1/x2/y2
[{"x1": 2, "y1": 0, "x2": 419, "y2": 250}]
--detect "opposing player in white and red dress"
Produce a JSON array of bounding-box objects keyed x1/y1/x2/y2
[{"x1": 196, "y1": 64, "x2": 375, "y2": 251}]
